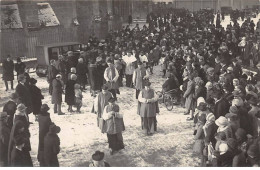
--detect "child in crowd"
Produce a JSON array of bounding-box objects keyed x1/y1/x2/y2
[{"x1": 74, "y1": 83, "x2": 83, "y2": 113}]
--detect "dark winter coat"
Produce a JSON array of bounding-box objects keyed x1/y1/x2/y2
[
  {"x1": 52, "y1": 79, "x2": 63, "y2": 104},
  {"x1": 10, "y1": 148, "x2": 28, "y2": 167},
  {"x1": 204, "y1": 122, "x2": 218, "y2": 147},
  {"x1": 3, "y1": 100, "x2": 17, "y2": 128},
  {"x1": 30, "y1": 85, "x2": 44, "y2": 115},
  {"x1": 8, "y1": 120, "x2": 32, "y2": 166},
  {"x1": 14, "y1": 62, "x2": 26, "y2": 76},
  {"x1": 238, "y1": 107, "x2": 252, "y2": 135},
  {"x1": 194, "y1": 86, "x2": 207, "y2": 101},
  {"x1": 47, "y1": 65, "x2": 58, "y2": 84},
  {"x1": 2, "y1": 60, "x2": 14, "y2": 81},
  {"x1": 38, "y1": 112, "x2": 52, "y2": 166},
  {"x1": 213, "y1": 98, "x2": 230, "y2": 119},
  {"x1": 55, "y1": 59, "x2": 67, "y2": 83},
  {"x1": 162, "y1": 77, "x2": 179, "y2": 92},
  {"x1": 184, "y1": 80, "x2": 195, "y2": 111},
  {"x1": 213, "y1": 150, "x2": 235, "y2": 167},
  {"x1": 232, "y1": 150, "x2": 247, "y2": 167},
  {"x1": 76, "y1": 63, "x2": 88, "y2": 84},
  {"x1": 15, "y1": 83, "x2": 32, "y2": 114},
  {"x1": 88, "y1": 64, "x2": 98, "y2": 90},
  {"x1": 65, "y1": 80, "x2": 76, "y2": 105},
  {"x1": 44, "y1": 132, "x2": 60, "y2": 167},
  {"x1": 0, "y1": 120, "x2": 11, "y2": 167}
]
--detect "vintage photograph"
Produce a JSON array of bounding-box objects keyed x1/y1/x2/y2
[{"x1": 0, "y1": 0, "x2": 260, "y2": 167}]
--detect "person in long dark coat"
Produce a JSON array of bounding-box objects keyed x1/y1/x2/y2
[
  {"x1": 14, "y1": 57, "x2": 26, "y2": 79},
  {"x1": 2, "y1": 55, "x2": 14, "y2": 91},
  {"x1": 213, "y1": 89, "x2": 230, "y2": 119},
  {"x1": 10, "y1": 135, "x2": 29, "y2": 167},
  {"x1": 29, "y1": 78, "x2": 44, "y2": 121},
  {"x1": 47, "y1": 60, "x2": 58, "y2": 95},
  {"x1": 52, "y1": 74, "x2": 64, "y2": 115},
  {"x1": 3, "y1": 93, "x2": 19, "y2": 129},
  {"x1": 184, "y1": 73, "x2": 196, "y2": 120},
  {"x1": 55, "y1": 55, "x2": 67, "y2": 84},
  {"x1": 37, "y1": 104, "x2": 52, "y2": 167},
  {"x1": 8, "y1": 119, "x2": 32, "y2": 167},
  {"x1": 44, "y1": 124, "x2": 61, "y2": 167},
  {"x1": 15, "y1": 74, "x2": 32, "y2": 116},
  {"x1": 88, "y1": 59, "x2": 98, "y2": 96},
  {"x1": 65, "y1": 74, "x2": 77, "y2": 112},
  {"x1": 76, "y1": 58, "x2": 88, "y2": 90},
  {"x1": 0, "y1": 112, "x2": 11, "y2": 167}
]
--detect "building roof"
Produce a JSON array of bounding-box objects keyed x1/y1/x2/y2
[{"x1": 37, "y1": 42, "x2": 82, "y2": 48}]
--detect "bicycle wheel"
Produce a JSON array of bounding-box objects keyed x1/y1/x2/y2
[{"x1": 164, "y1": 95, "x2": 173, "y2": 111}]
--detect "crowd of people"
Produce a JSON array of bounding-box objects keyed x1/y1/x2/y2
[{"x1": 1, "y1": 7, "x2": 260, "y2": 167}]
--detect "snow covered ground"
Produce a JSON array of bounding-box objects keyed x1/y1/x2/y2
[
  {"x1": 0, "y1": 13, "x2": 259, "y2": 167},
  {"x1": 0, "y1": 65, "x2": 201, "y2": 167}
]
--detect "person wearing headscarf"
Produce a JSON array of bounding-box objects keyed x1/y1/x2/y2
[
  {"x1": 102, "y1": 98, "x2": 125, "y2": 155},
  {"x1": 215, "y1": 116, "x2": 233, "y2": 140},
  {"x1": 89, "y1": 151, "x2": 110, "y2": 167},
  {"x1": 137, "y1": 81, "x2": 159, "y2": 136},
  {"x1": 203, "y1": 113, "x2": 217, "y2": 149},
  {"x1": 0, "y1": 112, "x2": 11, "y2": 166},
  {"x1": 65, "y1": 74, "x2": 77, "y2": 112},
  {"x1": 37, "y1": 104, "x2": 52, "y2": 167}
]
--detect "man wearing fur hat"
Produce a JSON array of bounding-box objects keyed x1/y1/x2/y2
[{"x1": 0, "y1": 112, "x2": 11, "y2": 166}]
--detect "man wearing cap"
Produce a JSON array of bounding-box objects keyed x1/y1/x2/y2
[
  {"x1": 133, "y1": 61, "x2": 149, "y2": 99},
  {"x1": 47, "y1": 59, "x2": 58, "y2": 95},
  {"x1": 104, "y1": 58, "x2": 119, "y2": 100},
  {"x1": 137, "y1": 81, "x2": 159, "y2": 135},
  {"x1": 2, "y1": 55, "x2": 14, "y2": 91},
  {"x1": 52, "y1": 74, "x2": 64, "y2": 115},
  {"x1": 0, "y1": 112, "x2": 11, "y2": 166},
  {"x1": 3, "y1": 93, "x2": 19, "y2": 128},
  {"x1": 93, "y1": 85, "x2": 113, "y2": 132},
  {"x1": 15, "y1": 74, "x2": 32, "y2": 116}
]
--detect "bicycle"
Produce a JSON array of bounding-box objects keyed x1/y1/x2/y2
[{"x1": 156, "y1": 88, "x2": 179, "y2": 111}]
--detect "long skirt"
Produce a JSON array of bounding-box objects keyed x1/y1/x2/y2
[
  {"x1": 107, "y1": 133, "x2": 124, "y2": 151},
  {"x1": 141, "y1": 117, "x2": 157, "y2": 134}
]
